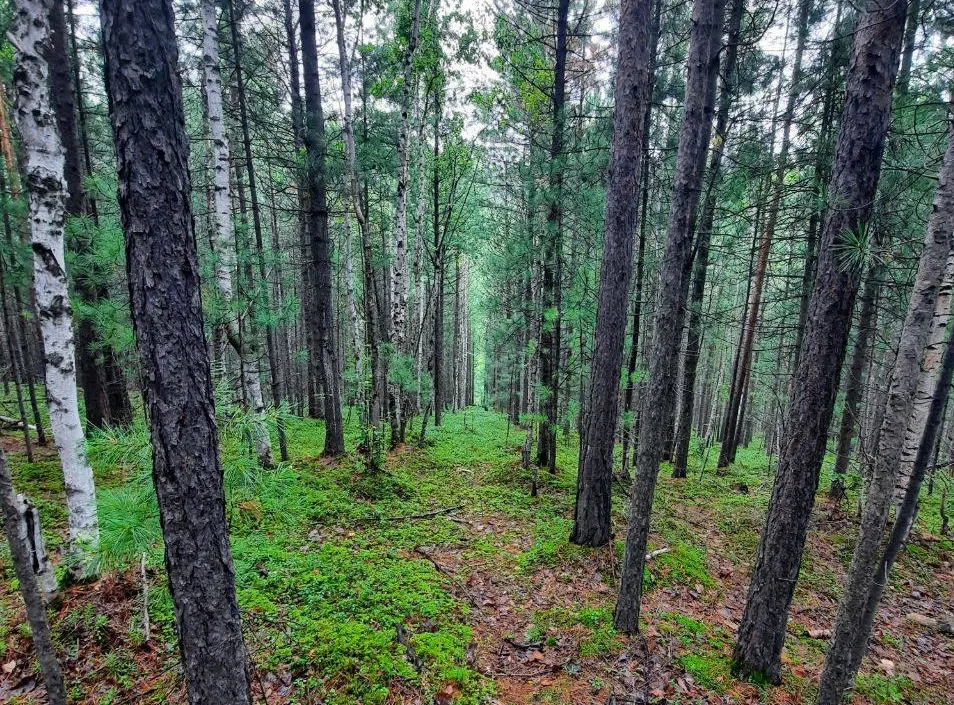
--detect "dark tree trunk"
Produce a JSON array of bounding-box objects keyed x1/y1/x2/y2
[
  {"x1": 100, "y1": 2, "x2": 253, "y2": 702},
  {"x1": 537, "y1": 0, "x2": 569, "y2": 474},
  {"x1": 0, "y1": 448, "x2": 66, "y2": 705},
  {"x1": 832, "y1": 250, "x2": 882, "y2": 494},
  {"x1": 732, "y1": 0, "x2": 908, "y2": 683},
  {"x1": 49, "y1": 0, "x2": 131, "y2": 429},
  {"x1": 300, "y1": 0, "x2": 345, "y2": 455},
  {"x1": 614, "y1": 0, "x2": 726, "y2": 633},
  {"x1": 570, "y1": 0, "x2": 653, "y2": 547},
  {"x1": 673, "y1": 0, "x2": 745, "y2": 478}
]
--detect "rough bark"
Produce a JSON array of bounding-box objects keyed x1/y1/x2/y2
[
  {"x1": 300, "y1": 0, "x2": 345, "y2": 455},
  {"x1": 0, "y1": 448, "x2": 67, "y2": 705},
  {"x1": 49, "y1": 0, "x2": 131, "y2": 431},
  {"x1": 9, "y1": 0, "x2": 99, "y2": 575},
  {"x1": 613, "y1": 0, "x2": 726, "y2": 633},
  {"x1": 100, "y1": 0, "x2": 253, "y2": 701},
  {"x1": 815, "y1": 119, "x2": 954, "y2": 705},
  {"x1": 673, "y1": 0, "x2": 745, "y2": 478},
  {"x1": 570, "y1": 0, "x2": 653, "y2": 548},
  {"x1": 832, "y1": 251, "x2": 882, "y2": 494},
  {"x1": 732, "y1": 0, "x2": 908, "y2": 682}
]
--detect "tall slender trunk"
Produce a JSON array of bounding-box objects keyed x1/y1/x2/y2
[
  {"x1": 49, "y1": 0, "x2": 130, "y2": 429},
  {"x1": 432, "y1": 88, "x2": 444, "y2": 427},
  {"x1": 673, "y1": 0, "x2": 745, "y2": 477},
  {"x1": 300, "y1": 0, "x2": 345, "y2": 455},
  {"x1": 101, "y1": 0, "x2": 253, "y2": 700},
  {"x1": 816, "y1": 119, "x2": 954, "y2": 705},
  {"x1": 537, "y1": 0, "x2": 570, "y2": 474},
  {"x1": 832, "y1": 248, "x2": 883, "y2": 493},
  {"x1": 10, "y1": 0, "x2": 99, "y2": 576},
  {"x1": 732, "y1": 0, "x2": 908, "y2": 682},
  {"x1": 202, "y1": 0, "x2": 275, "y2": 468},
  {"x1": 613, "y1": 0, "x2": 726, "y2": 632},
  {"x1": 570, "y1": 0, "x2": 653, "y2": 547}
]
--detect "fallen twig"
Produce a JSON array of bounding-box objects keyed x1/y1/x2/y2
[{"x1": 645, "y1": 547, "x2": 670, "y2": 560}]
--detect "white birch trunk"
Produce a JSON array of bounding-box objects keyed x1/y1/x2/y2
[
  {"x1": 202, "y1": 0, "x2": 272, "y2": 468},
  {"x1": 390, "y1": 0, "x2": 423, "y2": 351},
  {"x1": 9, "y1": 0, "x2": 99, "y2": 569},
  {"x1": 343, "y1": 209, "x2": 364, "y2": 389},
  {"x1": 895, "y1": 248, "x2": 954, "y2": 502},
  {"x1": 13, "y1": 493, "x2": 57, "y2": 600}
]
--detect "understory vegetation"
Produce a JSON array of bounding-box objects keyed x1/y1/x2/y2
[{"x1": 1, "y1": 407, "x2": 950, "y2": 704}]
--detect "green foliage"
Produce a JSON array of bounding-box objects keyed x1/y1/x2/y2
[{"x1": 854, "y1": 673, "x2": 916, "y2": 704}]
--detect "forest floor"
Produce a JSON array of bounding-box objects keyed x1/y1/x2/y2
[{"x1": 0, "y1": 408, "x2": 952, "y2": 705}]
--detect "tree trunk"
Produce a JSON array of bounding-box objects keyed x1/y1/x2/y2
[
  {"x1": 10, "y1": 0, "x2": 99, "y2": 578},
  {"x1": 895, "y1": 249, "x2": 954, "y2": 501},
  {"x1": 49, "y1": 0, "x2": 131, "y2": 431},
  {"x1": 570, "y1": 0, "x2": 653, "y2": 548},
  {"x1": 832, "y1": 249, "x2": 883, "y2": 495},
  {"x1": 0, "y1": 447, "x2": 66, "y2": 705},
  {"x1": 732, "y1": 0, "x2": 908, "y2": 682},
  {"x1": 202, "y1": 0, "x2": 275, "y2": 468},
  {"x1": 300, "y1": 0, "x2": 345, "y2": 456},
  {"x1": 613, "y1": 0, "x2": 726, "y2": 633},
  {"x1": 536, "y1": 0, "x2": 570, "y2": 474},
  {"x1": 100, "y1": 0, "x2": 253, "y2": 700},
  {"x1": 815, "y1": 120, "x2": 954, "y2": 705},
  {"x1": 225, "y1": 0, "x2": 288, "y2": 462},
  {"x1": 673, "y1": 0, "x2": 745, "y2": 478}
]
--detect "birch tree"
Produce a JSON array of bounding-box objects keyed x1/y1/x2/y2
[
  {"x1": 201, "y1": 0, "x2": 274, "y2": 469},
  {"x1": 8, "y1": 0, "x2": 99, "y2": 576}
]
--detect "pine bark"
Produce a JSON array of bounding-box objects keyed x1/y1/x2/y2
[
  {"x1": 101, "y1": 0, "x2": 253, "y2": 700},
  {"x1": 732, "y1": 0, "x2": 908, "y2": 682},
  {"x1": 10, "y1": 0, "x2": 99, "y2": 575},
  {"x1": 816, "y1": 119, "x2": 954, "y2": 705},
  {"x1": 300, "y1": 0, "x2": 345, "y2": 455},
  {"x1": 49, "y1": 0, "x2": 131, "y2": 430},
  {"x1": 673, "y1": 0, "x2": 744, "y2": 478},
  {"x1": 613, "y1": 0, "x2": 726, "y2": 632},
  {"x1": 570, "y1": 0, "x2": 653, "y2": 547}
]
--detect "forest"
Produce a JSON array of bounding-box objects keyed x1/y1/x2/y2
[{"x1": 0, "y1": 0, "x2": 952, "y2": 702}]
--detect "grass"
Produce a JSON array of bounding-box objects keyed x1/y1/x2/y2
[{"x1": 1, "y1": 397, "x2": 951, "y2": 704}]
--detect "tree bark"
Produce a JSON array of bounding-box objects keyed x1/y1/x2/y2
[
  {"x1": 0, "y1": 447, "x2": 66, "y2": 705},
  {"x1": 815, "y1": 118, "x2": 954, "y2": 705},
  {"x1": 49, "y1": 0, "x2": 131, "y2": 431},
  {"x1": 300, "y1": 0, "x2": 345, "y2": 456},
  {"x1": 673, "y1": 0, "x2": 745, "y2": 478},
  {"x1": 613, "y1": 0, "x2": 726, "y2": 632},
  {"x1": 202, "y1": 0, "x2": 275, "y2": 468},
  {"x1": 570, "y1": 0, "x2": 653, "y2": 548},
  {"x1": 10, "y1": 0, "x2": 99, "y2": 578},
  {"x1": 895, "y1": 249, "x2": 954, "y2": 501},
  {"x1": 732, "y1": 0, "x2": 908, "y2": 683},
  {"x1": 832, "y1": 250, "x2": 882, "y2": 495},
  {"x1": 101, "y1": 0, "x2": 253, "y2": 700}
]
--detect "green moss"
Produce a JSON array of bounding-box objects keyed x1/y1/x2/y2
[
  {"x1": 854, "y1": 673, "x2": 916, "y2": 704},
  {"x1": 678, "y1": 653, "x2": 733, "y2": 693}
]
